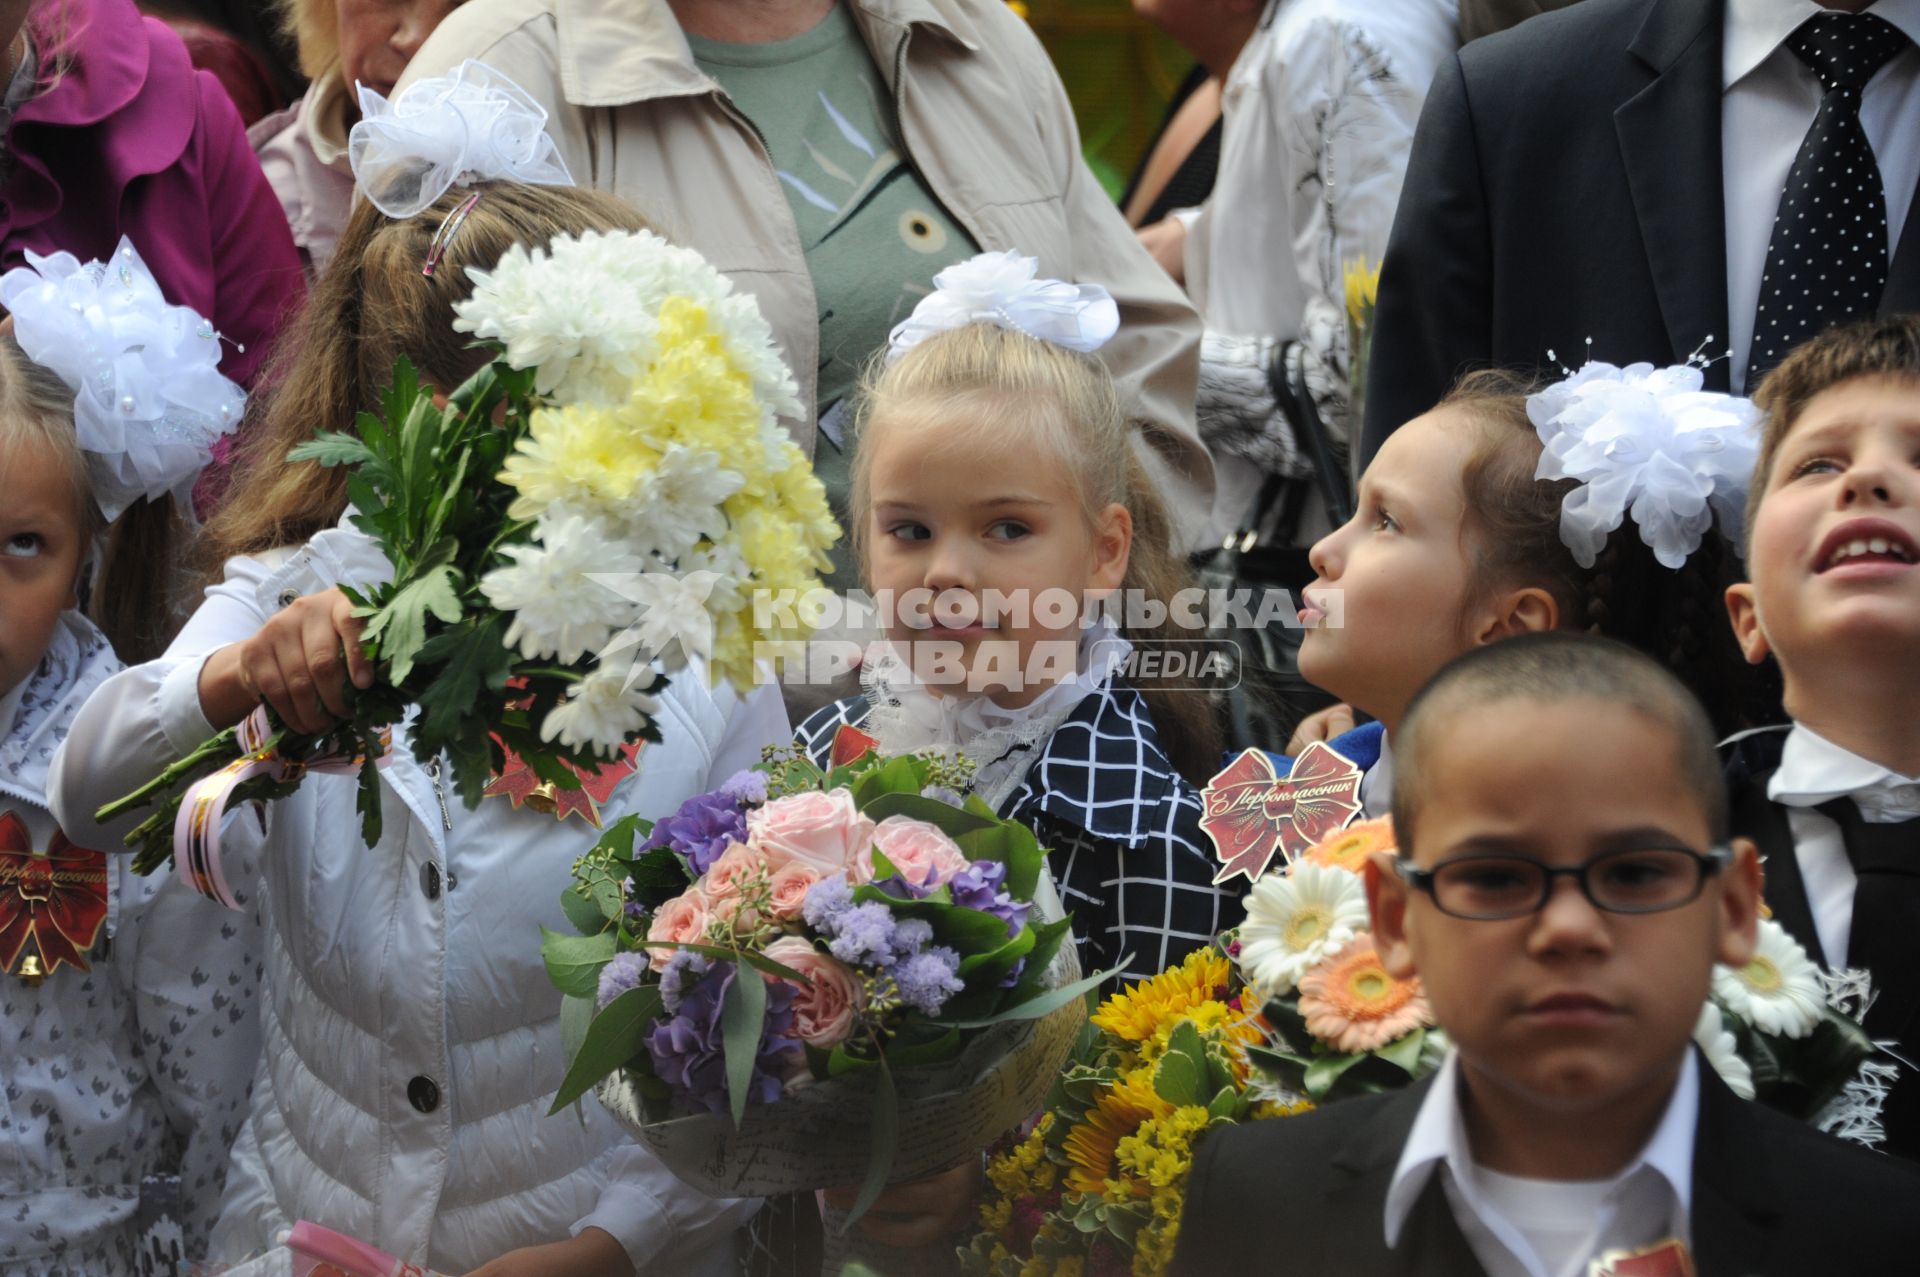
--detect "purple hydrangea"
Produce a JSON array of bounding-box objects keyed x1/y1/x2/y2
[
  {"x1": 597, "y1": 952, "x2": 650, "y2": 1008},
  {"x1": 645, "y1": 960, "x2": 799, "y2": 1116},
  {"x1": 870, "y1": 873, "x2": 935, "y2": 902},
  {"x1": 645, "y1": 790, "x2": 750, "y2": 876},
  {"x1": 660, "y1": 951, "x2": 713, "y2": 1014},
  {"x1": 947, "y1": 860, "x2": 1032, "y2": 938},
  {"x1": 721, "y1": 769, "x2": 769, "y2": 805},
  {"x1": 893, "y1": 946, "x2": 965, "y2": 1014}
]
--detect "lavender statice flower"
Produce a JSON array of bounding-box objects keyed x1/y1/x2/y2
[
  {"x1": 948, "y1": 860, "x2": 1032, "y2": 938},
  {"x1": 825, "y1": 902, "x2": 902, "y2": 967},
  {"x1": 597, "y1": 952, "x2": 650, "y2": 1008},
  {"x1": 801, "y1": 874, "x2": 855, "y2": 931},
  {"x1": 893, "y1": 946, "x2": 965, "y2": 1015},
  {"x1": 659, "y1": 950, "x2": 713, "y2": 1014},
  {"x1": 644, "y1": 790, "x2": 750, "y2": 875},
  {"x1": 919, "y1": 784, "x2": 965, "y2": 807},
  {"x1": 645, "y1": 960, "x2": 800, "y2": 1116},
  {"x1": 721, "y1": 769, "x2": 769, "y2": 805}
]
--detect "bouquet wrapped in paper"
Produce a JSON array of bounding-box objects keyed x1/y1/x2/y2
[
  {"x1": 96, "y1": 229, "x2": 838, "y2": 902},
  {"x1": 543, "y1": 733, "x2": 1106, "y2": 1217}
]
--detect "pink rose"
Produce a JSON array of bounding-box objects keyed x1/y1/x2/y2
[
  {"x1": 763, "y1": 936, "x2": 862, "y2": 1048},
  {"x1": 703, "y1": 843, "x2": 769, "y2": 902},
  {"x1": 767, "y1": 862, "x2": 823, "y2": 920},
  {"x1": 748, "y1": 790, "x2": 878, "y2": 880},
  {"x1": 646, "y1": 889, "x2": 712, "y2": 972},
  {"x1": 863, "y1": 816, "x2": 970, "y2": 888}
]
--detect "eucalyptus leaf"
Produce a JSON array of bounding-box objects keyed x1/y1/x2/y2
[
  {"x1": 548, "y1": 985, "x2": 662, "y2": 1113},
  {"x1": 721, "y1": 963, "x2": 768, "y2": 1128},
  {"x1": 540, "y1": 927, "x2": 617, "y2": 999},
  {"x1": 840, "y1": 1055, "x2": 897, "y2": 1232},
  {"x1": 933, "y1": 963, "x2": 1115, "y2": 1029},
  {"x1": 560, "y1": 886, "x2": 608, "y2": 937}
]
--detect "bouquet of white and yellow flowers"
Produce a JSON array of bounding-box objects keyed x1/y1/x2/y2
[{"x1": 101, "y1": 230, "x2": 839, "y2": 895}]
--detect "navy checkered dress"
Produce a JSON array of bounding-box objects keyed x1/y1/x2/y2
[{"x1": 795, "y1": 682, "x2": 1241, "y2": 980}]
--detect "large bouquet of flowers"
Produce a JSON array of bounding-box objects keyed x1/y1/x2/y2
[
  {"x1": 98, "y1": 230, "x2": 838, "y2": 891},
  {"x1": 544, "y1": 737, "x2": 1106, "y2": 1217}
]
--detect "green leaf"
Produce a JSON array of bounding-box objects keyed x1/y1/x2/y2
[
  {"x1": 932, "y1": 963, "x2": 1115, "y2": 1029},
  {"x1": 287, "y1": 431, "x2": 377, "y2": 470},
  {"x1": 1373, "y1": 1027, "x2": 1428, "y2": 1076},
  {"x1": 1008, "y1": 918, "x2": 1073, "y2": 1003},
  {"x1": 1153, "y1": 1046, "x2": 1203, "y2": 1107},
  {"x1": 561, "y1": 886, "x2": 608, "y2": 937},
  {"x1": 1206, "y1": 1086, "x2": 1242, "y2": 1120},
  {"x1": 548, "y1": 985, "x2": 663, "y2": 1113},
  {"x1": 1303, "y1": 1051, "x2": 1368, "y2": 1099},
  {"x1": 363, "y1": 553, "x2": 463, "y2": 684},
  {"x1": 721, "y1": 963, "x2": 769, "y2": 1128},
  {"x1": 840, "y1": 1054, "x2": 898, "y2": 1231},
  {"x1": 559, "y1": 992, "x2": 595, "y2": 1059},
  {"x1": 634, "y1": 940, "x2": 809, "y2": 984},
  {"x1": 541, "y1": 927, "x2": 617, "y2": 999},
  {"x1": 629, "y1": 845, "x2": 695, "y2": 912},
  {"x1": 858, "y1": 792, "x2": 999, "y2": 836}
]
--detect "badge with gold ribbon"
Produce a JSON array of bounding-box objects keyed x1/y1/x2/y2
[
  {"x1": 0, "y1": 809, "x2": 109, "y2": 978},
  {"x1": 1199, "y1": 742, "x2": 1365, "y2": 884},
  {"x1": 1588, "y1": 1240, "x2": 1697, "y2": 1277}
]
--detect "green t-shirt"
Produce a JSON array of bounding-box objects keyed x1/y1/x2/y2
[{"x1": 690, "y1": 3, "x2": 977, "y2": 590}]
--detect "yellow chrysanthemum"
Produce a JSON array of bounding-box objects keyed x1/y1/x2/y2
[
  {"x1": 1090, "y1": 949, "x2": 1231, "y2": 1042},
  {"x1": 500, "y1": 402, "x2": 664, "y2": 518}
]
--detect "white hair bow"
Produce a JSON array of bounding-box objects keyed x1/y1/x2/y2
[
  {"x1": 349, "y1": 59, "x2": 574, "y2": 220},
  {"x1": 886, "y1": 251, "x2": 1119, "y2": 362},
  {"x1": 1528, "y1": 360, "x2": 1760, "y2": 570},
  {"x1": 0, "y1": 238, "x2": 245, "y2": 522}
]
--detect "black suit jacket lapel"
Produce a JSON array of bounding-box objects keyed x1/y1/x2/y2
[
  {"x1": 1730, "y1": 768, "x2": 1829, "y2": 964},
  {"x1": 1690, "y1": 1060, "x2": 1785, "y2": 1276},
  {"x1": 1614, "y1": 0, "x2": 1732, "y2": 386},
  {"x1": 1884, "y1": 167, "x2": 1920, "y2": 314},
  {"x1": 1321, "y1": 1079, "x2": 1489, "y2": 1277}
]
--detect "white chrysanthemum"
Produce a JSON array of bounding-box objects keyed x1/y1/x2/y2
[
  {"x1": 453, "y1": 229, "x2": 802, "y2": 416},
  {"x1": 617, "y1": 444, "x2": 741, "y2": 560},
  {"x1": 1712, "y1": 918, "x2": 1826, "y2": 1039},
  {"x1": 1693, "y1": 1002, "x2": 1755, "y2": 1100},
  {"x1": 540, "y1": 661, "x2": 661, "y2": 754},
  {"x1": 1237, "y1": 861, "x2": 1370, "y2": 999},
  {"x1": 480, "y1": 511, "x2": 642, "y2": 663}
]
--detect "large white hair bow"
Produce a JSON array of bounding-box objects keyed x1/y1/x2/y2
[
  {"x1": 1529, "y1": 361, "x2": 1760, "y2": 570},
  {"x1": 349, "y1": 60, "x2": 574, "y2": 219},
  {"x1": 886, "y1": 251, "x2": 1119, "y2": 362},
  {"x1": 0, "y1": 238, "x2": 245, "y2": 521}
]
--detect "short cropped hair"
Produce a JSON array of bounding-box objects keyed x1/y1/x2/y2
[
  {"x1": 1748, "y1": 316, "x2": 1920, "y2": 545},
  {"x1": 1391, "y1": 632, "x2": 1729, "y2": 853}
]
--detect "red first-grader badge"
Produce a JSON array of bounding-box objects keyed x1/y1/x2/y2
[
  {"x1": 0, "y1": 810, "x2": 109, "y2": 976},
  {"x1": 1587, "y1": 1240, "x2": 1697, "y2": 1277},
  {"x1": 485, "y1": 739, "x2": 646, "y2": 828},
  {"x1": 1199, "y1": 743, "x2": 1365, "y2": 884}
]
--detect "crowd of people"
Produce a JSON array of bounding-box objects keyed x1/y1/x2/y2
[{"x1": 2, "y1": 0, "x2": 1919, "y2": 1273}]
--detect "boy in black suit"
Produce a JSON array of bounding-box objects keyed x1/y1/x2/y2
[
  {"x1": 1724, "y1": 315, "x2": 1920, "y2": 1160},
  {"x1": 1173, "y1": 633, "x2": 1920, "y2": 1276}
]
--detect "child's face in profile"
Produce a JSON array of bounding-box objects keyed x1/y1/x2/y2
[
  {"x1": 1299, "y1": 408, "x2": 1485, "y2": 729},
  {"x1": 0, "y1": 434, "x2": 86, "y2": 697},
  {"x1": 1369, "y1": 696, "x2": 1760, "y2": 1118},
  {"x1": 863, "y1": 411, "x2": 1130, "y2": 706},
  {"x1": 1727, "y1": 375, "x2": 1920, "y2": 681}
]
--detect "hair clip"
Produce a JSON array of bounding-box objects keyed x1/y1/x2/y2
[{"x1": 423, "y1": 190, "x2": 485, "y2": 279}]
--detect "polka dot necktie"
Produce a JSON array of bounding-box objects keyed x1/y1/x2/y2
[{"x1": 1748, "y1": 12, "x2": 1911, "y2": 382}]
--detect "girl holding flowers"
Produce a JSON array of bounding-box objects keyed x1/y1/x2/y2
[
  {"x1": 796, "y1": 251, "x2": 1237, "y2": 986},
  {"x1": 50, "y1": 172, "x2": 788, "y2": 1276}
]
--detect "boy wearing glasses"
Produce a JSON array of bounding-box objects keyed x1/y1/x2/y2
[
  {"x1": 1723, "y1": 317, "x2": 1920, "y2": 1161},
  {"x1": 1173, "y1": 633, "x2": 1920, "y2": 1277}
]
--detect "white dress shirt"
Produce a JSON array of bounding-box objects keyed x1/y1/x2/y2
[
  {"x1": 1360, "y1": 730, "x2": 1394, "y2": 820},
  {"x1": 1722, "y1": 0, "x2": 1920, "y2": 392},
  {"x1": 1767, "y1": 723, "x2": 1920, "y2": 964},
  {"x1": 1385, "y1": 1051, "x2": 1699, "y2": 1277}
]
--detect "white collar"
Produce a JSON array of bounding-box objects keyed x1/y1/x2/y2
[
  {"x1": 1725, "y1": 0, "x2": 1920, "y2": 90},
  {"x1": 1360, "y1": 731, "x2": 1394, "y2": 819},
  {"x1": 1384, "y1": 1050, "x2": 1699, "y2": 1254},
  {"x1": 860, "y1": 620, "x2": 1133, "y2": 809},
  {"x1": 1768, "y1": 722, "x2": 1920, "y2": 818}
]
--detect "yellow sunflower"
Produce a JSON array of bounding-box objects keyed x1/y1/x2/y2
[
  {"x1": 1063, "y1": 1080, "x2": 1166, "y2": 1196},
  {"x1": 1089, "y1": 949, "x2": 1231, "y2": 1042}
]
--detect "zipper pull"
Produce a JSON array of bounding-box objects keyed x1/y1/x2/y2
[{"x1": 424, "y1": 756, "x2": 453, "y2": 832}]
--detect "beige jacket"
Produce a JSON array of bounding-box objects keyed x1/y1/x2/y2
[{"x1": 403, "y1": 0, "x2": 1213, "y2": 537}]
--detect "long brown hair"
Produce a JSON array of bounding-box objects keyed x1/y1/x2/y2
[
  {"x1": 0, "y1": 335, "x2": 182, "y2": 662},
  {"x1": 199, "y1": 181, "x2": 653, "y2": 570},
  {"x1": 849, "y1": 324, "x2": 1223, "y2": 785}
]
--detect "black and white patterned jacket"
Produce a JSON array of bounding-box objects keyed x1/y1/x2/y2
[{"x1": 796, "y1": 682, "x2": 1241, "y2": 980}]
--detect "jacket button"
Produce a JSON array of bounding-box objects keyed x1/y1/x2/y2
[
  {"x1": 408, "y1": 1075, "x2": 440, "y2": 1113},
  {"x1": 420, "y1": 861, "x2": 441, "y2": 900},
  {"x1": 276, "y1": 589, "x2": 299, "y2": 609}
]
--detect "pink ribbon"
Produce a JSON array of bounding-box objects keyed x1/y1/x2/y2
[{"x1": 172, "y1": 707, "x2": 390, "y2": 909}]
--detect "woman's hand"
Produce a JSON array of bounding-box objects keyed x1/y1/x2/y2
[
  {"x1": 197, "y1": 588, "x2": 374, "y2": 734},
  {"x1": 1286, "y1": 702, "x2": 1356, "y2": 754},
  {"x1": 822, "y1": 1158, "x2": 983, "y2": 1250},
  {"x1": 1136, "y1": 217, "x2": 1188, "y2": 285},
  {"x1": 463, "y1": 1227, "x2": 634, "y2": 1277}
]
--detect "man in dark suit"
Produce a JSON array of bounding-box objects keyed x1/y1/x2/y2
[
  {"x1": 1173, "y1": 635, "x2": 1920, "y2": 1275},
  {"x1": 1361, "y1": 0, "x2": 1920, "y2": 460}
]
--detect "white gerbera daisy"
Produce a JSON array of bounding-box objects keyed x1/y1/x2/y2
[
  {"x1": 1693, "y1": 1002, "x2": 1755, "y2": 1099},
  {"x1": 1236, "y1": 861, "x2": 1369, "y2": 1000},
  {"x1": 1712, "y1": 918, "x2": 1825, "y2": 1039}
]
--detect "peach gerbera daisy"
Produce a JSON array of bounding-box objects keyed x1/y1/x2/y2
[
  {"x1": 1304, "y1": 817, "x2": 1397, "y2": 875},
  {"x1": 1296, "y1": 934, "x2": 1430, "y2": 1054}
]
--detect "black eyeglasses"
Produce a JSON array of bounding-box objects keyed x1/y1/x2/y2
[{"x1": 1392, "y1": 845, "x2": 1733, "y2": 921}]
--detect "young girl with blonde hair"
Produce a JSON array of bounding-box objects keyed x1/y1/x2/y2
[{"x1": 53, "y1": 173, "x2": 784, "y2": 1277}]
